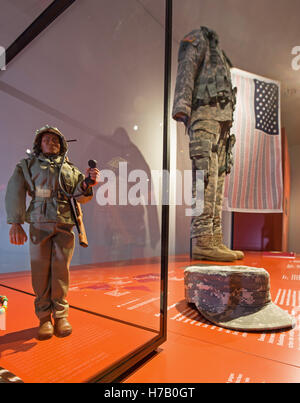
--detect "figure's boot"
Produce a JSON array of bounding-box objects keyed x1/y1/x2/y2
[
  {"x1": 37, "y1": 315, "x2": 54, "y2": 340},
  {"x1": 192, "y1": 234, "x2": 237, "y2": 261},
  {"x1": 54, "y1": 317, "x2": 72, "y2": 338},
  {"x1": 214, "y1": 233, "x2": 244, "y2": 260}
]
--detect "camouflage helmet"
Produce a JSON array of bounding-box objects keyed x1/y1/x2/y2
[
  {"x1": 184, "y1": 265, "x2": 295, "y2": 332},
  {"x1": 33, "y1": 125, "x2": 68, "y2": 156}
]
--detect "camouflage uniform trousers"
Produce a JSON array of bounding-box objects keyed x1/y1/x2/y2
[
  {"x1": 190, "y1": 119, "x2": 231, "y2": 238},
  {"x1": 29, "y1": 222, "x2": 75, "y2": 320}
]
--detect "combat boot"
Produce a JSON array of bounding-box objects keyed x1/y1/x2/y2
[
  {"x1": 192, "y1": 235, "x2": 237, "y2": 261},
  {"x1": 214, "y1": 233, "x2": 244, "y2": 260},
  {"x1": 54, "y1": 317, "x2": 72, "y2": 338},
  {"x1": 37, "y1": 315, "x2": 54, "y2": 340}
]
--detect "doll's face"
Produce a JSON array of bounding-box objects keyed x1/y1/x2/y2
[{"x1": 41, "y1": 133, "x2": 61, "y2": 155}]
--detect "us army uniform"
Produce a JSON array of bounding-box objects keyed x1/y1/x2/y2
[
  {"x1": 5, "y1": 126, "x2": 93, "y2": 336},
  {"x1": 172, "y1": 27, "x2": 243, "y2": 261}
]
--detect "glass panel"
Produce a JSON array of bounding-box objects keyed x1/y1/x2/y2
[
  {"x1": 0, "y1": 0, "x2": 165, "y2": 382},
  {"x1": 169, "y1": 0, "x2": 298, "y2": 384}
]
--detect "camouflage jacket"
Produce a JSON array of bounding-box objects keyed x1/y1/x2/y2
[
  {"x1": 172, "y1": 27, "x2": 236, "y2": 125},
  {"x1": 5, "y1": 154, "x2": 93, "y2": 225}
]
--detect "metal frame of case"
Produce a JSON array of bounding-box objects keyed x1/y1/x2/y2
[{"x1": 4, "y1": 0, "x2": 172, "y2": 382}]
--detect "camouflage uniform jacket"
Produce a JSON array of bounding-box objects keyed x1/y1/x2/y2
[
  {"x1": 172, "y1": 27, "x2": 236, "y2": 126},
  {"x1": 5, "y1": 154, "x2": 93, "y2": 225}
]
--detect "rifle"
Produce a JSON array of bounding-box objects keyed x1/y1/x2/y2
[
  {"x1": 68, "y1": 197, "x2": 88, "y2": 248},
  {"x1": 59, "y1": 156, "x2": 97, "y2": 248}
]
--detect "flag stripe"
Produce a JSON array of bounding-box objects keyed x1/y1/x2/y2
[
  {"x1": 265, "y1": 135, "x2": 273, "y2": 209},
  {"x1": 256, "y1": 133, "x2": 264, "y2": 209},
  {"x1": 244, "y1": 77, "x2": 256, "y2": 209},
  {"x1": 239, "y1": 76, "x2": 251, "y2": 209},
  {"x1": 270, "y1": 135, "x2": 278, "y2": 208},
  {"x1": 261, "y1": 134, "x2": 267, "y2": 209},
  {"x1": 275, "y1": 134, "x2": 283, "y2": 208},
  {"x1": 251, "y1": 132, "x2": 260, "y2": 209}
]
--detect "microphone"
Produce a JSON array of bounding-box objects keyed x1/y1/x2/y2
[{"x1": 84, "y1": 159, "x2": 98, "y2": 187}]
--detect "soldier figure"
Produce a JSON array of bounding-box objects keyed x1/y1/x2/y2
[
  {"x1": 5, "y1": 126, "x2": 100, "y2": 340},
  {"x1": 172, "y1": 27, "x2": 244, "y2": 261}
]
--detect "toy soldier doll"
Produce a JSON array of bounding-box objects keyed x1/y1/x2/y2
[
  {"x1": 172, "y1": 27, "x2": 244, "y2": 261},
  {"x1": 5, "y1": 126, "x2": 100, "y2": 340}
]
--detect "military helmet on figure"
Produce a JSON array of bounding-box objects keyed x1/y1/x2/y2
[{"x1": 33, "y1": 125, "x2": 68, "y2": 156}]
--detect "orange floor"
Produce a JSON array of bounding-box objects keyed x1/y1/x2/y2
[
  {"x1": 0, "y1": 252, "x2": 299, "y2": 383},
  {"x1": 124, "y1": 252, "x2": 300, "y2": 383}
]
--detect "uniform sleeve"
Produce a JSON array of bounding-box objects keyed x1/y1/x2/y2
[
  {"x1": 172, "y1": 33, "x2": 207, "y2": 123},
  {"x1": 5, "y1": 164, "x2": 27, "y2": 224}
]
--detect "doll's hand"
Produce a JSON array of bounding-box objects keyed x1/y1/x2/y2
[
  {"x1": 9, "y1": 224, "x2": 28, "y2": 245},
  {"x1": 82, "y1": 168, "x2": 101, "y2": 189},
  {"x1": 87, "y1": 167, "x2": 100, "y2": 185}
]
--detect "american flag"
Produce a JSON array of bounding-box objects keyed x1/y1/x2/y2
[{"x1": 224, "y1": 68, "x2": 283, "y2": 212}]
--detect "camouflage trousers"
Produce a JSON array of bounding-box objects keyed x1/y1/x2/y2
[
  {"x1": 189, "y1": 119, "x2": 232, "y2": 238},
  {"x1": 29, "y1": 222, "x2": 75, "y2": 320}
]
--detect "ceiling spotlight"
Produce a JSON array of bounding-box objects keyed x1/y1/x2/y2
[{"x1": 133, "y1": 125, "x2": 138, "y2": 131}]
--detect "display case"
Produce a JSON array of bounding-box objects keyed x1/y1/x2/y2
[{"x1": 0, "y1": 0, "x2": 171, "y2": 383}]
